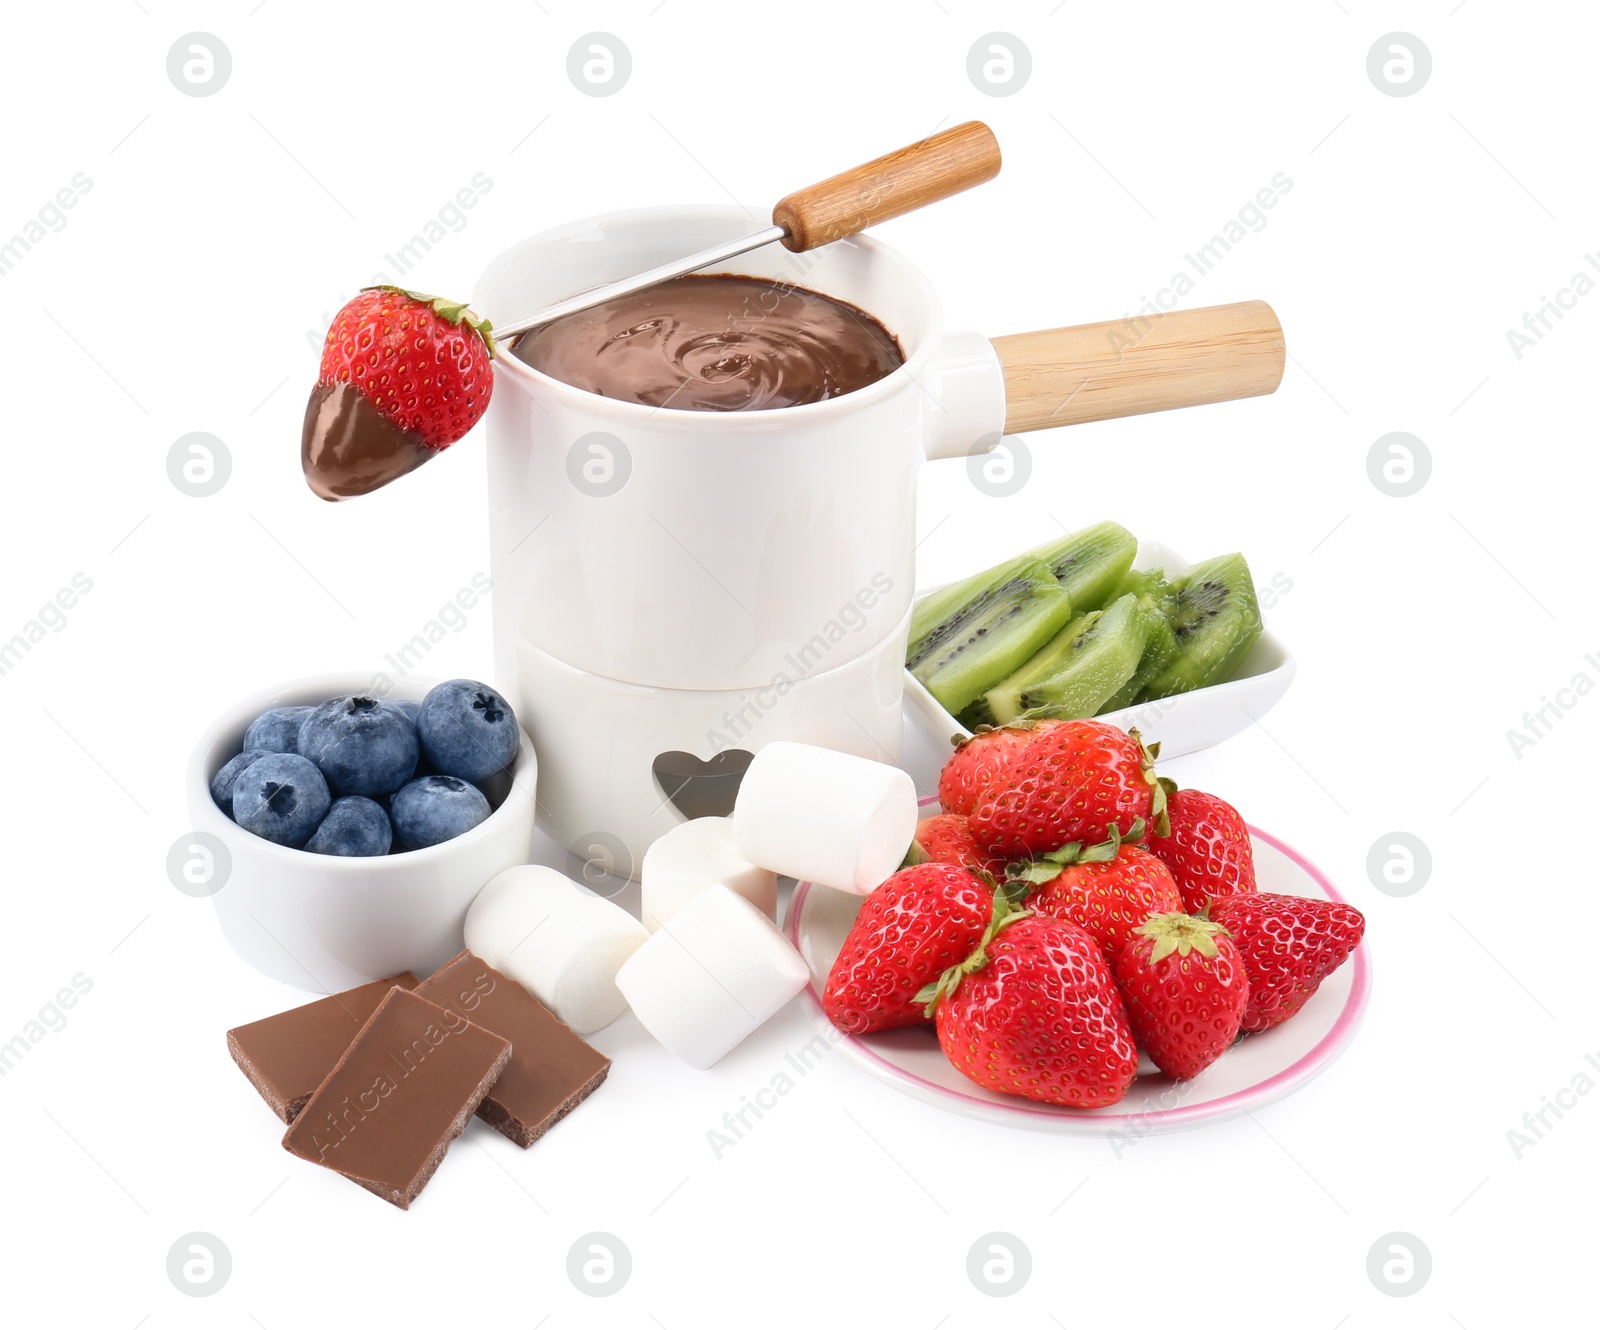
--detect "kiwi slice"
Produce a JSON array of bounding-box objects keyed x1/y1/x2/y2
[
  {"x1": 1100, "y1": 599, "x2": 1178, "y2": 713},
  {"x1": 1140, "y1": 553, "x2": 1262, "y2": 699},
  {"x1": 908, "y1": 558, "x2": 1076, "y2": 717},
  {"x1": 972, "y1": 593, "x2": 1148, "y2": 726},
  {"x1": 910, "y1": 555, "x2": 1036, "y2": 652},
  {"x1": 1097, "y1": 570, "x2": 1180, "y2": 713},
  {"x1": 1023, "y1": 521, "x2": 1139, "y2": 613}
]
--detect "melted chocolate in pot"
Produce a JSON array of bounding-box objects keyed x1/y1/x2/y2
[{"x1": 513, "y1": 274, "x2": 904, "y2": 411}]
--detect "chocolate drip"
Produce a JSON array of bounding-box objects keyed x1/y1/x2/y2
[{"x1": 302, "y1": 381, "x2": 435, "y2": 501}]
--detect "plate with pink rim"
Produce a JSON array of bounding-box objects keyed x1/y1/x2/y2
[{"x1": 786, "y1": 797, "x2": 1371, "y2": 1136}]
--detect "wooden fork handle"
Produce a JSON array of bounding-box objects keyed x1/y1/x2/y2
[{"x1": 772, "y1": 121, "x2": 1002, "y2": 252}]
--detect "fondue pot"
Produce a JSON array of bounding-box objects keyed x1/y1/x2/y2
[{"x1": 473, "y1": 206, "x2": 1284, "y2": 876}]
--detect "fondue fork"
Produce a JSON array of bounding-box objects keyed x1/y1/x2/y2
[{"x1": 491, "y1": 121, "x2": 1002, "y2": 341}]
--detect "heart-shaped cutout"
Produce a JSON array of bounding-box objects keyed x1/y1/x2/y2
[{"x1": 652, "y1": 749, "x2": 754, "y2": 820}]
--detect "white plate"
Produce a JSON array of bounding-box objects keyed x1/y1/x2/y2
[
  {"x1": 901, "y1": 541, "x2": 1295, "y2": 791},
  {"x1": 787, "y1": 797, "x2": 1369, "y2": 1135}
]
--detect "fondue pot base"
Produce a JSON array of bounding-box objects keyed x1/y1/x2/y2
[{"x1": 495, "y1": 616, "x2": 909, "y2": 880}]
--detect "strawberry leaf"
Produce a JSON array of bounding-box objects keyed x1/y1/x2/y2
[
  {"x1": 1011, "y1": 859, "x2": 1066, "y2": 886},
  {"x1": 919, "y1": 885, "x2": 1031, "y2": 1017},
  {"x1": 1129, "y1": 727, "x2": 1170, "y2": 837},
  {"x1": 1149, "y1": 783, "x2": 1170, "y2": 839},
  {"x1": 1036, "y1": 818, "x2": 1144, "y2": 872},
  {"x1": 999, "y1": 877, "x2": 1033, "y2": 906}
]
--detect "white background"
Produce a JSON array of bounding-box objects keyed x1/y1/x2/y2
[{"x1": 1, "y1": 1, "x2": 1593, "y2": 1323}]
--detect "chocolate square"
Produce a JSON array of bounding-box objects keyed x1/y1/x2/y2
[
  {"x1": 416, "y1": 951, "x2": 611, "y2": 1148},
  {"x1": 281, "y1": 987, "x2": 510, "y2": 1210},
  {"x1": 227, "y1": 973, "x2": 420, "y2": 1123}
]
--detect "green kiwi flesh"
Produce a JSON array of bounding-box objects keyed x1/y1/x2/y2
[
  {"x1": 1022, "y1": 521, "x2": 1139, "y2": 612},
  {"x1": 907, "y1": 558, "x2": 1075, "y2": 716},
  {"x1": 972, "y1": 592, "x2": 1148, "y2": 726},
  {"x1": 1140, "y1": 552, "x2": 1262, "y2": 699},
  {"x1": 1098, "y1": 569, "x2": 1181, "y2": 713}
]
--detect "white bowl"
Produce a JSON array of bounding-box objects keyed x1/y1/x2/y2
[
  {"x1": 185, "y1": 673, "x2": 538, "y2": 992},
  {"x1": 903, "y1": 540, "x2": 1295, "y2": 774}
]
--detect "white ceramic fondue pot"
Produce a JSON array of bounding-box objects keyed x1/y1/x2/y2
[{"x1": 473, "y1": 206, "x2": 1283, "y2": 875}]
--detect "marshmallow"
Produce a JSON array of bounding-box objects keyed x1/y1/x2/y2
[
  {"x1": 732, "y1": 741, "x2": 917, "y2": 895},
  {"x1": 615, "y1": 886, "x2": 809, "y2": 1069},
  {"x1": 641, "y1": 817, "x2": 778, "y2": 931},
  {"x1": 464, "y1": 865, "x2": 647, "y2": 1035}
]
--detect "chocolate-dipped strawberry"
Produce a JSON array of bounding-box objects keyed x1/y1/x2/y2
[{"x1": 302, "y1": 287, "x2": 496, "y2": 500}]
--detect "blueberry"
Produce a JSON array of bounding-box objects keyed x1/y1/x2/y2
[
  {"x1": 297, "y1": 695, "x2": 419, "y2": 797},
  {"x1": 210, "y1": 749, "x2": 269, "y2": 817},
  {"x1": 305, "y1": 796, "x2": 393, "y2": 857},
  {"x1": 232, "y1": 754, "x2": 331, "y2": 848},
  {"x1": 243, "y1": 705, "x2": 314, "y2": 754},
  {"x1": 417, "y1": 679, "x2": 519, "y2": 783},
  {"x1": 390, "y1": 775, "x2": 491, "y2": 850},
  {"x1": 392, "y1": 698, "x2": 422, "y2": 724}
]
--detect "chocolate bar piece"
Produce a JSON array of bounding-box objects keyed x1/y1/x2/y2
[
  {"x1": 282, "y1": 987, "x2": 511, "y2": 1209},
  {"x1": 227, "y1": 973, "x2": 420, "y2": 1123},
  {"x1": 416, "y1": 950, "x2": 611, "y2": 1148}
]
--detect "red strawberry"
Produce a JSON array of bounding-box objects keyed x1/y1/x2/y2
[
  {"x1": 1147, "y1": 788, "x2": 1257, "y2": 914},
  {"x1": 1113, "y1": 913, "x2": 1248, "y2": 1079},
  {"x1": 968, "y1": 720, "x2": 1164, "y2": 860},
  {"x1": 928, "y1": 913, "x2": 1139, "y2": 1108},
  {"x1": 822, "y1": 864, "x2": 1006, "y2": 1035},
  {"x1": 1209, "y1": 893, "x2": 1365, "y2": 1033},
  {"x1": 318, "y1": 286, "x2": 496, "y2": 449},
  {"x1": 1022, "y1": 820, "x2": 1184, "y2": 959},
  {"x1": 937, "y1": 723, "x2": 1056, "y2": 816},
  {"x1": 913, "y1": 814, "x2": 1005, "y2": 877}
]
